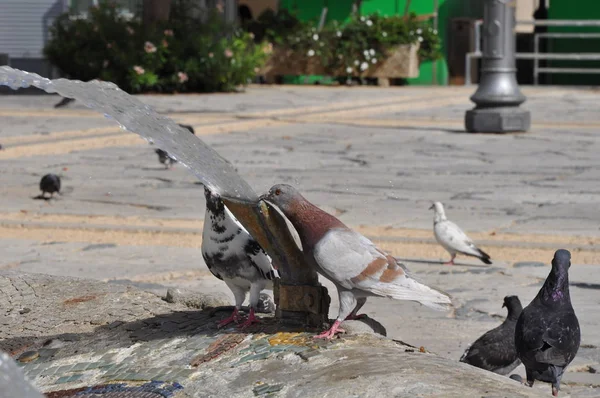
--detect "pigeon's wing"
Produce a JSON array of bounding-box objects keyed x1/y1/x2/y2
[
  {"x1": 225, "y1": 206, "x2": 279, "y2": 281},
  {"x1": 314, "y1": 229, "x2": 451, "y2": 310},
  {"x1": 534, "y1": 311, "x2": 581, "y2": 366},
  {"x1": 435, "y1": 220, "x2": 482, "y2": 257},
  {"x1": 461, "y1": 324, "x2": 519, "y2": 371},
  {"x1": 244, "y1": 239, "x2": 279, "y2": 281}
]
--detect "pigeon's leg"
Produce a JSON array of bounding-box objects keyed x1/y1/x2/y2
[
  {"x1": 525, "y1": 369, "x2": 535, "y2": 388},
  {"x1": 218, "y1": 284, "x2": 246, "y2": 328},
  {"x1": 315, "y1": 290, "x2": 354, "y2": 339},
  {"x1": 444, "y1": 253, "x2": 456, "y2": 266},
  {"x1": 345, "y1": 297, "x2": 367, "y2": 320},
  {"x1": 239, "y1": 282, "x2": 264, "y2": 329}
]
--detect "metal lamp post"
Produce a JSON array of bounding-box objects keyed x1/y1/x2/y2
[{"x1": 465, "y1": 0, "x2": 531, "y2": 133}]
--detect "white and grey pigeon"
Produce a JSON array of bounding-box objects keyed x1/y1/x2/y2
[
  {"x1": 262, "y1": 184, "x2": 452, "y2": 339},
  {"x1": 201, "y1": 185, "x2": 278, "y2": 329},
  {"x1": 460, "y1": 295, "x2": 523, "y2": 375},
  {"x1": 430, "y1": 202, "x2": 491, "y2": 266},
  {"x1": 515, "y1": 249, "x2": 580, "y2": 397}
]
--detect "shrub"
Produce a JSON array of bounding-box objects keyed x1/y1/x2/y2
[
  {"x1": 44, "y1": 0, "x2": 268, "y2": 93},
  {"x1": 245, "y1": 10, "x2": 443, "y2": 76}
]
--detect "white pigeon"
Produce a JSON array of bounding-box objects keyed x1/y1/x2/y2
[
  {"x1": 262, "y1": 184, "x2": 453, "y2": 339},
  {"x1": 430, "y1": 202, "x2": 491, "y2": 266},
  {"x1": 201, "y1": 186, "x2": 278, "y2": 328}
]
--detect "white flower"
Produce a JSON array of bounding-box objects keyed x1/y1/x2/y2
[
  {"x1": 354, "y1": 60, "x2": 360, "y2": 66},
  {"x1": 382, "y1": 31, "x2": 388, "y2": 37},
  {"x1": 369, "y1": 49, "x2": 375, "y2": 56},
  {"x1": 346, "y1": 66, "x2": 352, "y2": 73},
  {"x1": 416, "y1": 28, "x2": 422, "y2": 34},
  {"x1": 366, "y1": 19, "x2": 373, "y2": 27},
  {"x1": 360, "y1": 16, "x2": 365, "y2": 22},
  {"x1": 307, "y1": 49, "x2": 315, "y2": 57},
  {"x1": 336, "y1": 31, "x2": 342, "y2": 37},
  {"x1": 418, "y1": 36, "x2": 424, "y2": 42},
  {"x1": 433, "y1": 29, "x2": 438, "y2": 34},
  {"x1": 360, "y1": 62, "x2": 368, "y2": 71},
  {"x1": 312, "y1": 33, "x2": 319, "y2": 41},
  {"x1": 371, "y1": 58, "x2": 377, "y2": 64},
  {"x1": 363, "y1": 50, "x2": 369, "y2": 57}
]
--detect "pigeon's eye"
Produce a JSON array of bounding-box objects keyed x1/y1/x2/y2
[{"x1": 274, "y1": 189, "x2": 281, "y2": 196}]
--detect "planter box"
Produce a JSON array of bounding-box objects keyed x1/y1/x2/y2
[{"x1": 260, "y1": 43, "x2": 420, "y2": 84}]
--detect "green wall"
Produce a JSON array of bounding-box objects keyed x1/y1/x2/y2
[{"x1": 547, "y1": 0, "x2": 600, "y2": 85}]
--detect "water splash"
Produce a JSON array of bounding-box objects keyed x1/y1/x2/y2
[{"x1": 0, "y1": 66, "x2": 258, "y2": 201}]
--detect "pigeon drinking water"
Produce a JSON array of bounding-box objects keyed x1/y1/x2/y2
[
  {"x1": 155, "y1": 124, "x2": 195, "y2": 169},
  {"x1": 39, "y1": 174, "x2": 61, "y2": 198},
  {"x1": 430, "y1": 202, "x2": 491, "y2": 265},
  {"x1": 262, "y1": 184, "x2": 452, "y2": 339},
  {"x1": 515, "y1": 249, "x2": 580, "y2": 397},
  {"x1": 460, "y1": 295, "x2": 523, "y2": 375},
  {"x1": 201, "y1": 185, "x2": 278, "y2": 329}
]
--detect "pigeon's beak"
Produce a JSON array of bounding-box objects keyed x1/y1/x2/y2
[
  {"x1": 502, "y1": 302, "x2": 506, "y2": 308},
  {"x1": 429, "y1": 204, "x2": 434, "y2": 210}
]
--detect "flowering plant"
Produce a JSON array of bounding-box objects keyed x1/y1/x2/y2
[
  {"x1": 246, "y1": 10, "x2": 442, "y2": 76},
  {"x1": 45, "y1": 0, "x2": 268, "y2": 93}
]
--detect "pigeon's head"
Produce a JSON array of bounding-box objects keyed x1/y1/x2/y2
[
  {"x1": 261, "y1": 184, "x2": 302, "y2": 213},
  {"x1": 429, "y1": 201, "x2": 444, "y2": 213},
  {"x1": 552, "y1": 249, "x2": 571, "y2": 273},
  {"x1": 502, "y1": 295, "x2": 523, "y2": 318}
]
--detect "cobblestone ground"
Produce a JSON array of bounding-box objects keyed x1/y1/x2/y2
[{"x1": 1, "y1": 85, "x2": 600, "y2": 396}]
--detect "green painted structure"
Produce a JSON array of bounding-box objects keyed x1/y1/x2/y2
[{"x1": 547, "y1": 0, "x2": 600, "y2": 85}]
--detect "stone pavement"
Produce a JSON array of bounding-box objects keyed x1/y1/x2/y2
[{"x1": 1, "y1": 85, "x2": 600, "y2": 396}]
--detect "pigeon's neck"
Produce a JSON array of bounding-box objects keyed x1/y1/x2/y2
[
  {"x1": 540, "y1": 270, "x2": 570, "y2": 305},
  {"x1": 284, "y1": 199, "x2": 346, "y2": 251},
  {"x1": 505, "y1": 306, "x2": 522, "y2": 322},
  {"x1": 434, "y1": 211, "x2": 447, "y2": 224},
  {"x1": 204, "y1": 196, "x2": 238, "y2": 236}
]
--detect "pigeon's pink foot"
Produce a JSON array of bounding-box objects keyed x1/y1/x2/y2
[
  {"x1": 218, "y1": 308, "x2": 240, "y2": 328},
  {"x1": 314, "y1": 320, "x2": 345, "y2": 339},
  {"x1": 443, "y1": 260, "x2": 455, "y2": 266},
  {"x1": 239, "y1": 308, "x2": 260, "y2": 329},
  {"x1": 345, "y1": 313, "x2": 367, "y2": 320}
]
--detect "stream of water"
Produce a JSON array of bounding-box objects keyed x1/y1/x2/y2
[{"x1": 0, "y1": 66, "x2": 258, "y2": 202}]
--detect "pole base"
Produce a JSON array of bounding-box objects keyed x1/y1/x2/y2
[{"x1": 465, "y1": 106, "x2": 531, "y2": 133}]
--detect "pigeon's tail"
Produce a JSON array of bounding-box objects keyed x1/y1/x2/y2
[
  {"x1": 476, "y1": 248, "x2": 492, "y2": 264},
  {"x1": 372, "y1": 276, "x2": 453, "y2": 312}
]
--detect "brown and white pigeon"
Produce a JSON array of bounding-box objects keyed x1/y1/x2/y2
[
  {"x1": 515, "y1": 249, "x2": 580, "y2": 397},
  {"x1": 262, "y1": 184, "x2": 452, "y2": 339},
  {"x1": 460, "y1": 295, "x2": 523, "y2": 375},
  {"x1": 202, "y1": 185, "x2": 278, "y2": 329},
  {"x1": 430, "y1": 202, "x2": 491, "y2": 265}
]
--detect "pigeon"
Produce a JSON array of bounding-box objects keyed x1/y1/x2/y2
[
  {"x1": 54, "y1": 97, "x2": 76, "y2": 108},
  {"x1": 201, "y1": 185, "x2": 278, "y2": 328},
  {"x1": 460, "y1": 295, "x2": 523, "y2": 375},
  {"x1": 262, "y1": 184, "x2": 452, "y2": 339},
  {"x1": 515, "y1": 249, "x2": 580, "y2": 397},
  {"x1": 155, "y1": 124, "x2": 195, "y2": 169},
  {"x1": 430, "y1": 202, "x2": 491, "y2": 265},
  {"x1": 39, "y1": 174, "x2": 61, "y2": 198}
]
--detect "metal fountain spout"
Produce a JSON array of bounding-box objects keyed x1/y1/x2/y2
[{"x1": 222, "y1": 196, "x2": 330, "y2": 328}]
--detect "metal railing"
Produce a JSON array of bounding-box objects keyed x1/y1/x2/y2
[{"x1": 465, "y1": 19, "x2": 600, "y2": 85}]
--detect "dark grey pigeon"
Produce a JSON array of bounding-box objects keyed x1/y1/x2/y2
[
  {"x1": 201, "y1": 186, "x2": 278, "y2": 329},
  {"x1": 515, "y1": 249, "x2": 580, "y2": 397},
  {"x1": 154, "y1": 123, "x2": 195, "y2": 169},
  {"x1": 460, "y1": 295, "x2": 523, "y2": 375},
  {"x1": 39, "y1": 174, "x2": 61, "y2": 198}
]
